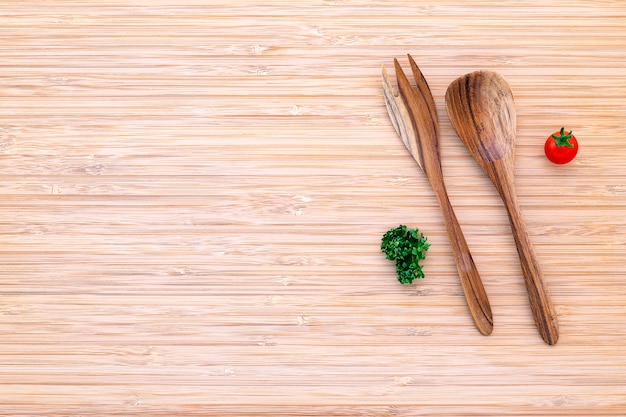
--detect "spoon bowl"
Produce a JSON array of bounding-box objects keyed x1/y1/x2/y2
[
  {"x1": 445, "y1": 71, "x2": 516, "y2": 164},
  {"x1": 445, "y1": 71, "x2": 559, "y2": 345}
]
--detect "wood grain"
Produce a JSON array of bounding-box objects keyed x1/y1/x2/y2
[{"x1": 1, "y1": 0, "x2": 625, "y2": 415}]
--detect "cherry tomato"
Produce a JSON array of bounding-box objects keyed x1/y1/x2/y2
[{"x1": 544, "y1": 127, "x2": 578, "y2": 164}]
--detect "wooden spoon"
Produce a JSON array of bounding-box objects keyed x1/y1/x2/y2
[
  {"x1": 445, "y1": 70, "x2": 559, "y2": 345},
  {"x1": 382, "y1": 55, "x2": 493, "y2": 336}
]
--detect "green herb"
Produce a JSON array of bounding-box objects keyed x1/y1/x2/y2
[{"x1": 381, "y1": 225, "x2": 430, "y2": 284}]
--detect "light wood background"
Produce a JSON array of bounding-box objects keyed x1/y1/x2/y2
[{"x1": 1, "y1": 1, "x2": 625, "y2": 415}]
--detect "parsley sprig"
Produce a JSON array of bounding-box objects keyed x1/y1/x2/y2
[{"x1": 381, "y1": 225, "x2": 430, "y2": 284}]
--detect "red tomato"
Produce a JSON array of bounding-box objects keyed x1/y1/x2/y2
[{"x1": 544, "y1": 127, "x2": 578, "y2": 164}]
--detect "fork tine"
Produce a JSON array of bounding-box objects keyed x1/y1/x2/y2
[
  {"x1": 381, "y1": 64, "x2": 403, "y2": 139},
  {"x1": 382, "y1": 63, "x2": 422, "y2": 170},
  {"x1": 387, "y1": 61, "x2": 427, "y2": 171},
  {"x1": 407, "y1": 54, "x2": 439, "y2": 127},
  {"x1": 394, "y1": 57, "x2": 436, "y2": 169}
]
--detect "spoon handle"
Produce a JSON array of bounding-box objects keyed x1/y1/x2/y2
[
  {"x1": 432, "y1": 179, "x2": 494, "y2": 335},
  {"x1": 493, "y1": 163, "x2": 559, "y2": 345}
]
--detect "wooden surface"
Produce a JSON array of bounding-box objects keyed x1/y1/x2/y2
[{"x1": 1, "y1": 1, "x2": 625, "y2": 415}]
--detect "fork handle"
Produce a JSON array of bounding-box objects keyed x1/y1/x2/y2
[{"x1": 432, "y1": 180, "x2": 494, "y2": 335}]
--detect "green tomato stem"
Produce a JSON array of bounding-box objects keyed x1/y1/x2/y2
[{"x1": 551, "y1": 127, "x2": 574, "y2": 148}]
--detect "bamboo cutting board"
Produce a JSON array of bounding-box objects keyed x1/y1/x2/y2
[{"x1": 1, "y1": 1, "x2": 625, "y2": 415}]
